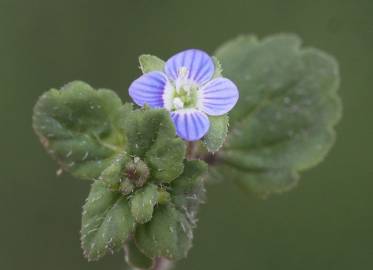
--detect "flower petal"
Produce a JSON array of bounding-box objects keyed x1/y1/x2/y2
[
  {"x1": 129, "y1": 71, "x2": 168, "y2": 108},
  {"x1": 199, "y1": 78, "x2": 239, "y2": 116},
  {"x1": 165, "y1": 49, "x2": 215, "y2": 85},
  {"x1": 170, "y1": 109, "x2": 210, "y2": 141}
]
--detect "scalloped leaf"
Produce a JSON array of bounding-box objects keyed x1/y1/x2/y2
[
  {"x1": 33, "y1": 82, "x2": 186, "y2": 185},
  {"x1": 33, "y1": 81, "x2": 126, "y2": 180},
  {"x1": 214, "y1": 34, "x2": 342, "y2": 196},
  {"x1": 81, "y1": 181, "x2": 135, "y2": 261}
]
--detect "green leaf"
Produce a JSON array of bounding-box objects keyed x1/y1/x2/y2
[
  {"x1": 99, "y1": 152, "x2": 128, "y2": 190},
  {"x1": 202, "y1": 115, "x2": 229, "y2": 152},
  {"x1": 145, "y1": 134, "x2": 186, "y2": 183},
  {"x1": 122, "y1": 108, "x2": 186, "y2": 183},
  {"x1": 212, "y1": 56, "x2": 223, "y2": 78},
  {"x1": 214, "y1": 34, "x2": 342, "y2": 196},
  {"x1": 219, "y1": 165, "x2": 299, "y2": 198},
  {"x1": 139, "y1": 55, "x2": 165, "y2": 73},
  {"x1": 133, "y1": 161, "x2": 206, "y2": 261},
  {"x1": 81, "y1": 181, "x2": 135, "y2": 261},
  {"x1": 171, "y1": 160, "x2": 207, "y2": 225},
  {"x1": 33, "y1": 81, "x2": 125, "y2": 180},
  {"x1": 135, "y1": 205, "x2": 193, "y2": 261},
  {"x1": 123, "y1": 108, "x2": 175, "y2": 156},
  {"x1": 130, "y1": 183, "x2": 159, "y2": 224},
  {"x1": 34, "y1": 81, "x2": 186, "y2": 184},
  {"x1": 125, "y1": 239, "x2": 154, "y2": 270}
]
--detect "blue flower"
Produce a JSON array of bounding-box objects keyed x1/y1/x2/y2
[{"x1": 129, "y1": 49, "x2": 239, "y2": 141}]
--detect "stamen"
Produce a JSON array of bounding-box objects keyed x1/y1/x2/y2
[
  {"x1": 178, "y1": 66, "x2": 189, "y2": 79},
  {"x1": 176, "y1": 67, "x2": 189, "y2": 93},
  {"x1": 173, "y1": 97, "x2": 184, "y2": 110}
]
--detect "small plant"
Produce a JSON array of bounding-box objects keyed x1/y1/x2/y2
[{"x1": 32, "y1": 34, "x2": 341, "y2": 270}]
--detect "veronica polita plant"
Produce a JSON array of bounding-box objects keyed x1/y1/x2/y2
[{"x1": 32, "y1": 33, "x2": 341, "y2": 270}]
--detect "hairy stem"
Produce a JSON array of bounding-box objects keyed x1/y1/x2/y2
[{"x1": 152, "y1": 257, "x2": 174, "y2": 270}]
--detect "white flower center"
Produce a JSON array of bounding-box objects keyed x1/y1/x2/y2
[
  {"x1": 163, "y1": 67, "x2": 203, "y2": 111},
  {"x1": 172, "y1": 97, "x2": 184, "y2": 110}
]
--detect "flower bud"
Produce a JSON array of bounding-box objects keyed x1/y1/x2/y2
[{"x1": 123, "y1": 157, "x2": 150, "y2": 188}]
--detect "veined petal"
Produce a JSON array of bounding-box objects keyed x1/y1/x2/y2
[
  {"x1": 165, "y1": 49, "x2": 215, "y2": 85},
  {"x1": 129, "y1": 71, "x2": 168, "y2": 108},
  {"x1": 170, "y1": 109, "x2": 210, "y2": 141},
  {"x1": 199, "y1": 78, "x2": 239, "y2": 116}
]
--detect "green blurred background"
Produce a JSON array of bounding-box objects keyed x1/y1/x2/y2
[{"x1": 1, "y1": 0, "x2": 372, "y2": 269}]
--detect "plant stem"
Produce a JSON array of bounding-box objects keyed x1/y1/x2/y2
[
  {"x1": 152, "y1": 257, "x2": 174, "y2": 270},
  {"x1": 186, "y1": 142, "x2": 197, "y2": 160}
]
